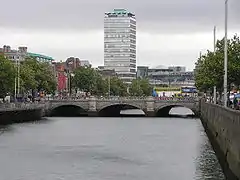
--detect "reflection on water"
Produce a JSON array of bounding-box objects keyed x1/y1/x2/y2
[
  {"x1": 195, "y1": 130, "x2": 225, "y2": 179},
  {"x1": 121, "y1": 107, "x2": 194, "y2": 116},
  {"x1": 169, "y1": 107, "x2": 194, "y2": 115},
  {"x1": 0, "y1": 117, "x2": 225, "y2": 180}
]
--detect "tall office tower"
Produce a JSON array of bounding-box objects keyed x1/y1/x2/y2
[{"x1": 104, "y1": 9, "x2": 136, "y2": 84}]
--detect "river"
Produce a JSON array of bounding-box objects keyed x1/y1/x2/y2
[{"x1": 0, "y1": 108, "x2": 225, "y2": 180}]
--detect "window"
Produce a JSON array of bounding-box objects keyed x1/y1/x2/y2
[
  {"x1": 130, "y1": 44, "x2": 136, "y2": 48},
  {"x1": 130, "y1": 69, "x2": 136, "y2": 73}
]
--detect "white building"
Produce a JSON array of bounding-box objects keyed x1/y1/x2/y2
[
  {"x1": 168, "y1": 66, "x2": 186, "y2": 73},
  {"x1": 104, "y1": 9, "x2": 136, "y2": 84},
  {"x1": 80, "y1": 60, "x2": 91, "y2": 67}
]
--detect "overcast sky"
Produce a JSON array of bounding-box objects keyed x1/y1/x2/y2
[{"x1": 0, "y1": 0, "x2": 239, "y2": 70}]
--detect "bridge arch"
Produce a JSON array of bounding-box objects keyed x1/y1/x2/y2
[
  {"x1": 156, "y1": 104, "x2": 196, "y2": 117},
  {"x1": 50, "y1": 104, "x2": 88, "y2": 117},
  {"x1": 98, "y1": 103, "x2": 146, "y2": 117}
]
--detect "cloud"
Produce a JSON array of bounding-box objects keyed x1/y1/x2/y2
[
  {"x1": 0, "y1": 0, "x2": 239, "y2": 33},
  {"x1": 2, "y1": 28, "x2": 236, "y2": 70},
  {"x1": 0, "y1": 0, "x2": 239, "y2": 70}
]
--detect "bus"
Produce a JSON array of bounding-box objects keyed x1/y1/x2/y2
[
  {"x1": 181, "y1": 86, "x2": 197, "y2": 96},
  {"x1": 152, "y1": 87, "x2": 181, "y2": 97}
]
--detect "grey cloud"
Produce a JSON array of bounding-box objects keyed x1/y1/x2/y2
[{"x1": 0, "y1": 0, "x2": 239, "y2": 33}]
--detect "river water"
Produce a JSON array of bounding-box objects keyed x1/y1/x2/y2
[{"x1": 0, "y1": 109, "x2": 225, "y2": 180}]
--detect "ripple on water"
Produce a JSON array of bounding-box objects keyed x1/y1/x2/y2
[{"x1": 0, "y1": 117, "x2": 225, "y2": 180}]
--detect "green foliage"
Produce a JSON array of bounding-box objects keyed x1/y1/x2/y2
[
  {"x1": 195, "y1": 35, "x2": 240, "y2": 92},
  {"x1": 73, "y1": 67, "x2": 128, "y2": 96},
  {"x1": 92, "y1": 73, "x2": 108, "y2": 96},
  {"x1": 108, "y1": 77, "x2": 128, "y2": 96},
  {"x1": 0, "y1": 55, "x2": 16, "y2": 98},
  {"x1": 129, "y1": 78, "x2": 152, "y2": 96},
  {"x1": 20, "y1": 58, "x2": 57, "y2": 94},
  {"x1": 73, "y1": 67, "x2": 98, "y2": 93}
]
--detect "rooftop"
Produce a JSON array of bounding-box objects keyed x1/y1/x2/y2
[
  {"x1": 105, "y1": 9, "x2": 135, "y2": 18},
  {"x1": 28, "y1": 52, "x2": 54, "y2": 61}
]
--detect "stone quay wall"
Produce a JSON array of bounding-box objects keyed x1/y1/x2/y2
[
  {"x1": 0, "y1": 103, "x2": 44, "y2": 125},
  {"x1": 200, "y1": 101, "x2": 240, "y2": 179}
]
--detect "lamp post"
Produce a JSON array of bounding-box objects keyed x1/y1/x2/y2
[
  {"x1": 213, "y1": 26, "x2": 217, "y2": 104},
  {"x1": 14, "y1": 51, "x2": 21, "y2": 101},
  {"x1": 14, "y1": 57, "x2": 17, "y2": 101},
  {"x1": 69, "y1": 72, "x2": 75, "y2": 97},
  {"x1": 108, "y1": 76, "x2": 111, "y2": 98},
  {"x1": 223, "y1": 0, "x2": 228, "y2": 107},
  {"x1": 17, "y1": 54, "x2": 20, "y2": 95}
]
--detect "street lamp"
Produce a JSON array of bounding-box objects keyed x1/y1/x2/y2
[
  {"x1": 14, "y1": 51, "x2": 21, "y2": 101},
  {"x1": 213, "y1": 26, "x2": 217, "y2": 104},
  {"x1": 69, "y1": 73, "x2": 75, "y2": 97},
  {"x1": 108, "y1": 76, "x2": 111, "y2": 98},
  {"x1": 223, "y1": 0, "x2": 228, "y2": 107}
]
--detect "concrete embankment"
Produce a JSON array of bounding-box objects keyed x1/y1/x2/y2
[
  {"x1": 0, "y1": 104, "x2": 43, "y2": 125},
  {"x1": 200, "y1": 101, "x2": 240, "y2": 180}
]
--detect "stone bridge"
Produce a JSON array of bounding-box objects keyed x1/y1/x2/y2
[{"x1": 45, "y1": 97, "x2": 199, "y2": 117}]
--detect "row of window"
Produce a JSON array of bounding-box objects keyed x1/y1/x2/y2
[
  {"x1": 105, "y1": 54, "x2": 130, "y2": 57},
  {"x1": 104, "y1": 29, "x2": 130, "y2": 33},
  {"x1": 105, "y1": 44, "x2": 130, "y2": 48},
  {"x1": 104, "y1": 54, "x2": 136, "y2": 58},
  {"x1": 104, "y1": 29, "x2": 136, "y2": 33},
  {"x1": 104, "y1": 35, "x2": 136, "y2": 40},
  {"x1": 104, "y1": 19, "x2": 130, "y2": 23},
  {"x1": 118, "y1": 74, "x2": 136, "y2": 78},
  {"x1": 104, "y1": 19, "x2": 136, "y2": 24},
  {"x1": 103, "y1": 40, "x2": 136, "y2": 44},
  {"x1": 104, "y1": 49, "x2": 136, "y2": 53},
  {"x1": 104, "y1": 34, "x2": 130, "y2": 38},
  {"x1": 104, "y1": 24, "x2": 131, "y2": 28},
  {"x1": 104, "y1": 40, "x2": 130, "y2": 44},
  {"x1": 104, "y1": 24, "x2": 136, "y2": 29},
  {"x1": 130, "y1": 64, "x2": 136, "y2": 68},
  {"x1": 130, "y1": 59, "x2": 136, "y2": 63},
  {"x1": 130, "y1": 19, "x2": 136, "y2": 25},
  {"x1": 130, "y1": 69, "x2": 136, "y2": 73},
  {"x1": 104, "y1": 44, "x2": 136, "y2": 48},
  {"x1": 104, "y1": 48, "x2": 136, "y2": 52}
]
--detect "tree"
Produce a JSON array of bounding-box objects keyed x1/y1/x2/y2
[
  {"x1": 73, "y1": 66, "x2": 98, "y2": 93},
  {"x1": 0, "y1": 55, "x2": 16, "y2": 98},
  {"x1": 129, "y1": 79, "x2": 143, "y2": 96},
  {"x1": 73, "y1": 67, "x2": 128, "y2": 96},
  {"x1": 20, "y1": 61, "x2": 38, "y2": 92},
  {"x1": 20, "y1": 58, "x2": 57, "y2": 94},
  {"x1": 108, "y1": 77, "x2": 128, "y2": 96},
  {"x1": 129, "y1": 78, "x2": 152, "y2": 96},
  {"x1": 92, "y1": 73, "x2": 108, "y2": 96},
  {"x1": 139, "y1": 78, "x2": 152, "y2": 96},
  {"x1": 195, "y1": 35, "x2": 240, "y2": 93}
]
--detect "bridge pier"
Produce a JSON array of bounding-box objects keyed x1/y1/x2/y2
[
  {"x1": 145, "y1": 111, "x2": 155, "y2": 117},
  {"x1": 87, "y1": 97, "x2": 99, "y2": 116},
  {"x1": 145, "y1": 96, "x2": 155, "y2": 117}
]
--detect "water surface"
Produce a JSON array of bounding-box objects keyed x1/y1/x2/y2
[{"x1": 0, "y1": 117, "x2": 225, "y2": 180}]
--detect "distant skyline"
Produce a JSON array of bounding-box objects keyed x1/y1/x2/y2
[{"x1": 0, "y1": 0, "x2": 239, "y2": 71}]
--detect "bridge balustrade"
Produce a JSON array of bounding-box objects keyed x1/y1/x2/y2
[{"x1": 47, "y1": 96, "x2": 198, "y2": 102}]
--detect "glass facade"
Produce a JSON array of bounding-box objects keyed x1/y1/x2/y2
[
  {"x1": 104, "y1": 9, "x2": 136, "y2": 83},
  {"x1": 137, "y1": 66, "x2": 149, "y2": 79}
]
